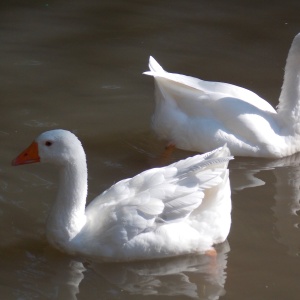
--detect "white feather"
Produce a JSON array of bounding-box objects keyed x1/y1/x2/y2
[
  {"x1": 13, "y1": 130, "x2": 233, "y2": 262},
  {"x1": 144, "y1": 33, "x2": 300, "y2": 158}
]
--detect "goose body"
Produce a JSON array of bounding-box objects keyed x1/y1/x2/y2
[
  {"x1": 144, "y1": 33, "x2": 300, "y2": 158},
  {"x1": 12, "y1": 130, "x2": 233, "y2": 262}
]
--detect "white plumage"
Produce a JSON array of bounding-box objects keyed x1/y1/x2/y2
[
  {"x1": 144, "y1": 33, "x2": 300, "y2": 158},
  {"x1": 12, "y1": 130, "x2": 233, "y2": 262}
]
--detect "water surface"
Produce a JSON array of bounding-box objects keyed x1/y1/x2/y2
[{"x1": 1, "y1": 0, "x2": 300, "y2": 299}]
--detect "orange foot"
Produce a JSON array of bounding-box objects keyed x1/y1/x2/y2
[
  {"x1": 205, "y1": 248, "x2": 217, "y2": 257},
  {"x1": 158, "y1": 142, "x2": 176, "y2": 165},
  {"x1": 205, "y1": 248, "x2": 218, "y2": 275}
]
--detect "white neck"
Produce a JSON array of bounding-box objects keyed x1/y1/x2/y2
[
  {"x1": 46, "y1": 158, "x2": 87, "y2": 250},
  {"x1": 277, "y1": 34, "x2": 300, "y2": 134}
]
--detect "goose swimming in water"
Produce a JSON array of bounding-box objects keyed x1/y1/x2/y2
[
  {"x1": 12, "y1": 129, "x2": 233, "y2": 262},
  {"x1": 144, "y1": 33, "x2": 300, "y2": 158}
]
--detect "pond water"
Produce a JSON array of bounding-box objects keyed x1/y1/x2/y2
[{"x1": 1, "y1": 0, "x2": 300, "y2": 299}]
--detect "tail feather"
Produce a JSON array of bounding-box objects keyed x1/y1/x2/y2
[
  {"x1": 143, "y1": 56, "x2": 205, "y2": 92},
  {"x1": 149, "y1": 56, "x2": 165, "y2": 73},
  {"x1": 143, "y1": 56, "x2": 166, "y2": 77}
]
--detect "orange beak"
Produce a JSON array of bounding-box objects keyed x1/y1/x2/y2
[{"x1": 12, "y1": 141, "x2": 40, "y2": 166}]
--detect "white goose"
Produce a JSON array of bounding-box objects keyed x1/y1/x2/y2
[
  {"x1": 144, "y1": 33, "x2": 300, "y2": 158},
  {"x1": 12, "y1": 130, "x2": 233, "y2": 262}
]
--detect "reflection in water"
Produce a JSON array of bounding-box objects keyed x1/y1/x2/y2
[
  {"x1": 0, "y1": 247, "x2": 85, "y2": 300},
  {"x1": 231, "y1": 153, "x2": 300, "y2": 257},
  {"x1": 271, "y1": 153, "x2": 300, "y2": 257},
  {"x1": 230, "y1": 168, "x2": 266, "y2": 191},
  {"x1": 0, "y1": 242, "x2": 229, "y2": 300},
  {"x1": 88, "y1": 242, "x2": 229, "y2": 299}
]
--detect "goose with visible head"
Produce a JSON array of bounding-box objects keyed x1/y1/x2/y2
[
  {"x1": 12, "y1": 130, "x2": 233, "y2": 262},
  {"x1": 144, "y1": 33, "x2": 300, "y2": 158}
]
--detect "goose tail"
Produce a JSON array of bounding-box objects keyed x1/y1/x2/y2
[{"x1": 143, "y1": 56, "x2": 166, "y2": 76}]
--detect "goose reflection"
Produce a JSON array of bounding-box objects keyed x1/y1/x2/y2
[
  {"x1": 230, "y1": 152, "x2": 300, "y2": 257},
  {"x1": 86, "y1": 241, "x2": 230, "y2": 299},
  {"x1": 0, "y1": 241, "x2": 229, "y2": 300},
  {"x1": 0, "y1": 246, "x2": 85, "y2": 300},
  {"x1": 269, "y1": 152, "x2": 300, "y2": 257}
]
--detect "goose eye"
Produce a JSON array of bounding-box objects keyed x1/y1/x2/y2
[{"x1": 45, "y1": 141, "x2": 53, "y2": 147}]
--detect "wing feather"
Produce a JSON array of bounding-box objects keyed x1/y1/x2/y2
[{"x1": 86, "y1": 145, "x2": 233, "y2": 246}]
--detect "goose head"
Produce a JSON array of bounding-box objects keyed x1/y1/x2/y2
[{"x1": 12, "y1": 129, "x2": 86, "y2": 167}]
